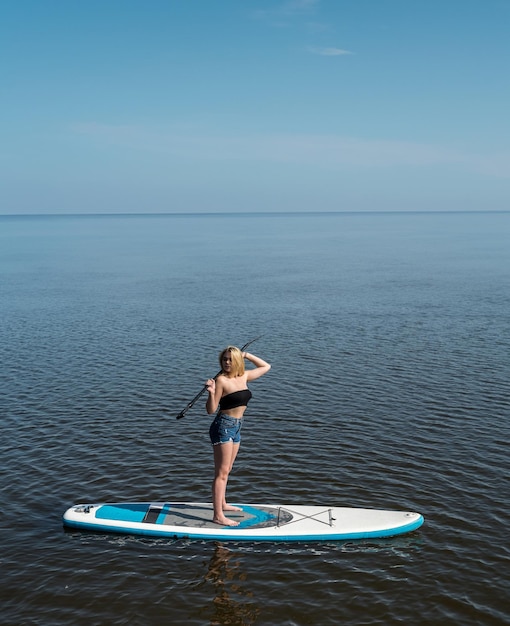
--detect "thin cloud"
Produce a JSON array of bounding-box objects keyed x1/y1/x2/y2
[
  {"x1": 283, "y1": 0, "x2": 321, "y2": 13},
  {"x1": 308, "y1": 46, "x2": 353, "y2": 56},
  {"x1": 251, "y1": 0, "x2": 320, "y2": 21},
  {"x1": 69, "y1": 124, "x2": 510, "y2": 178}
]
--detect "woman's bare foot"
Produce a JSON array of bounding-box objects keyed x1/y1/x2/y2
[
  {"x1": 213, "y1": 516, "x2": 240, "y2": 527},
  {"x1": 223, "y1": 504, "x2": 242, "y2": 512}
]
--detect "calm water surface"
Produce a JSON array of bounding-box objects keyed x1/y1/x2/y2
[{"x1": 1, "y1": 212, "x2": 509, "y2": 625}]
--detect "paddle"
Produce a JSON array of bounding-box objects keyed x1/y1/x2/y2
[{"x1": 176, "y1": 336, "x2": 263, "y2": 419}]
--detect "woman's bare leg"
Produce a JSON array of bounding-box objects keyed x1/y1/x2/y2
[
  {"x1": 222, "y1": 443, "x2": 242, "y2": 511},
  {"x1": 212, "y1": 442, "x2": 240, "y2": 525}
]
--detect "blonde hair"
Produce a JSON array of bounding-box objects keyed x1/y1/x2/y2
[{"x1": 218, "y1": 346, "x2": 245, "y2": 377}]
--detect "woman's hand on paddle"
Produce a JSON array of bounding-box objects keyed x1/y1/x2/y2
[{"x1": 205, "y1": 378, "x2": 220, "y2": 414}]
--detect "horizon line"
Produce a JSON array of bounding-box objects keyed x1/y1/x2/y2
[{"x1": 1, "y1": 209, "x2": 509, "y2": 218}]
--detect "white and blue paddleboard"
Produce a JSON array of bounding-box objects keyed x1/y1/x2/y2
[{"x1": 63, "y1": 502, "x2": 424, "y2": 542}]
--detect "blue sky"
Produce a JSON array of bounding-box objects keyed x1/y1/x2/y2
[{"x1": 1, "y1": 0, "x2": 509, "y2": 213}]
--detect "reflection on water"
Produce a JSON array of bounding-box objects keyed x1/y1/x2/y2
[{"x1": 203, "y1": 544, "x2": 260, "y2": 625}]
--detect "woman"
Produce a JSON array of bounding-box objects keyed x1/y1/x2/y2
[{"x1": 206, "y1": 346, "x2": 271, "y2": 526}]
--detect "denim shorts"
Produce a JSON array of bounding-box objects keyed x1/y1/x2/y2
[{"x1": 209, "y1": 413, "x2": 243, "y2": 445}]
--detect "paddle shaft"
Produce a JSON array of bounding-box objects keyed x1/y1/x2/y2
[{"x1": 176, "y1": 336, "x2": 262, "y2": 419}]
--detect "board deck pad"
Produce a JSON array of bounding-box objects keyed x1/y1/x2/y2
[
  {"x1": 63, "y1": 501, "x2": 424, "y2": 542},
  {"x1": 94, "y1": 502, "x2": 292, "y2": 529}
]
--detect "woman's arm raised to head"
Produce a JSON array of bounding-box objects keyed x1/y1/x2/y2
[{"x1": 243, "y1": 352, "x2": 271, "y2": 381}]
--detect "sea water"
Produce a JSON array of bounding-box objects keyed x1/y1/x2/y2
[{"x1": 1, "y1": 211, "x2": 509, "y2": 625}]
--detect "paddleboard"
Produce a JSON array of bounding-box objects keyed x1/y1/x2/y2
[{"x1": 63, "y1": 502, "x2": 423, "y2": 542}]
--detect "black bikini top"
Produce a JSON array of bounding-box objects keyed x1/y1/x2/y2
[{"x1": 219, "y1": 389, "x2": 252, "y2": 411}]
